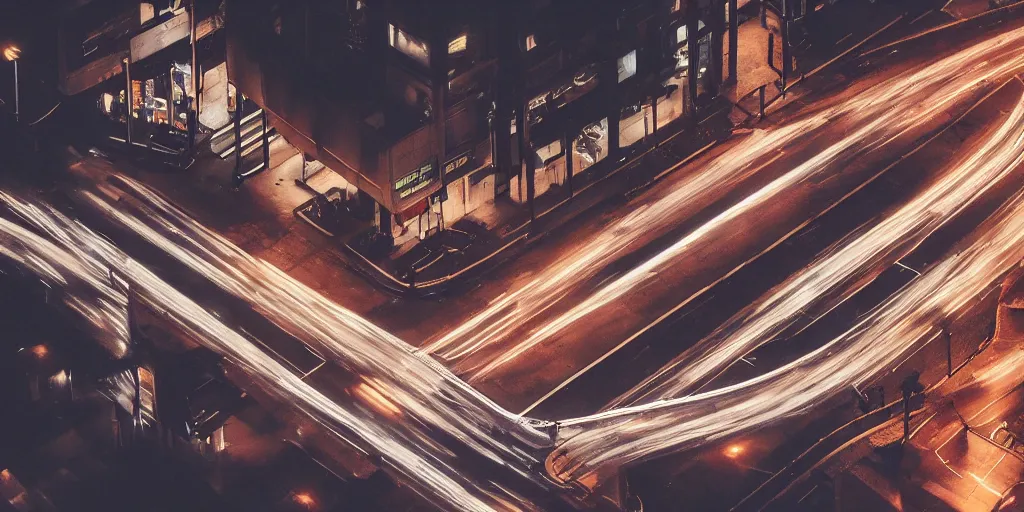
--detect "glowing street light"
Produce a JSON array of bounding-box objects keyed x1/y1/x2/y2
[
  {"x1": 2, "y1": 45, "x2": 21, "y2": 122},
  {"x1": 2, "y1": 46, "x2": 20, "y2": 62},
  {"x1": 724, "y1": 444, "x2": 744, "y2": 458},
  {"x1": 292, "y1": 492, "x2": 315, "y2": 508},
  {"x1": 30, "y1": 344, "x2": 48, "y2": 358}
]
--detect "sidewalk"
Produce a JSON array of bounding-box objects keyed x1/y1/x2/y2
[
  {"x1": 750, "y1": 265, "x2": 1024, "y2": 511},
  {"x1": 51, "y1": 0, "x2": 1024, "y2": 327},
  {"x1": 287, "y1": 0, "x2": 947, "y2": 296},
  {"x1": 726, "y1": 0, "x2": 1004, "y2": 127},
  {"x1": 295, "y1": 101, "x2": 734, "y2": 296},
  {"x1": 65, "y1": 0, "x2": 985, "y2": 301}
]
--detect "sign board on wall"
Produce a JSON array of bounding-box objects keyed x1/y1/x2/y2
[
  {"x1": 396, "y1": 160, "x2": 437, "y2": 199},
  {"x1": 443, "y1": 150, "x2": 474, "y2": 176},
  {"x1": 131, "y1": 11, "x2": 191, "y2": 62}
]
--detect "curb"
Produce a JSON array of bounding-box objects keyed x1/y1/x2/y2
[{"x1": 331, "y1": 111, "x2": 733, "y2": 298}]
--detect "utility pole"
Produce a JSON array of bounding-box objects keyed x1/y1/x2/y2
[
  {"x1": 728, "y1": 0, "x2": 738, "y2": 85},
  {"x1": 189, "y1": 0, "x2": 200, "y2": 149},
  {"x1": 124, "y1": 57, "x2": 133, "y2": 146},
  {"x1": 233, "y1": 95, "x2": 243, "y2": 185},
  {"x1": 3, "y1": 45, "x2": 20, "y2": 122},
  {"x1": 901, "y1": 371, "x2": 924, "y2": 444},
  {"x1": 11, "y1": 58, "x2": 18, "y2": 122},
  {"x1": 781, "y1": 0, "x2": 792, "y2": 91},
  {"x1": 261, "y1": 109, "x2": 270, "y2": 171}
]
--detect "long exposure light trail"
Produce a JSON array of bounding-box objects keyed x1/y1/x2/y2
[
  {"x1": 0, "y1": 193, "x2": 553, "y2": 512},
  {"x1": 428, "y1": 26, "x2": 1024, "y2": 381},
  {"x1": 1, "y1": 26, "x2": 1021, "y2": 510},
  {"x1": 550, "y1": 187, "x2": 1024, "y2": 486},
  {"x1": 77, "y1": 175, "x2": 554, "y2": 458},
  {"x1": 0, "y1": 197, "x2": 130, "y2": 358},
  {"x1": 604, "y1": 88, "x2": 1024, "y2": 408}
]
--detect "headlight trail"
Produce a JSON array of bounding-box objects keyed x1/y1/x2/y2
[
  {"x1": 76, "y1": 176, "x2": 554, "y2": 459},
  {"x1": 7, "y1": 24, "x2": 1019, "y2": 509},
  {"x1": 604, "y1": 88, "x2": 1024, "y2": 409},
  {"x1": 0, "y1": 195, "x2": 130, "y2": 358},
  {"x1": 549, "y1": 187, "x2": 1024, "y2": 485},
  {"x1": 426, "y1": 26, "x2": 1024, "y2": 381},
  {"x1": 0, "y1": 193, "x2": 551, "y2": 512}
]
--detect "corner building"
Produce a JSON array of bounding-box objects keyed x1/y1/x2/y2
[{"x1": 226, "y1": 0, "x2": 730, "y2": 243}]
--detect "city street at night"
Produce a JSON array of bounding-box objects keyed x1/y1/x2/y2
[{"x1": 2, "y1": 0, "x2": 1024, "y2": 511}]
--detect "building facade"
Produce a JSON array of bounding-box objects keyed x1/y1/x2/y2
[
  {"x1": 57, "y1": 0, "x2": 229, "y2": 159},
  {"x1": 226, "y1": 0, "x2": 733, "y2": 243}
]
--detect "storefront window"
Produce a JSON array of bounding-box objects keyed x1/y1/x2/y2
[
  {"x1": 527, "y1": 92, "x2": 549, "y2": 126},
  {"x1": 131, "y1": 80, "x2": 144, "y2": 118},
  {"x1": 695, "y1": 32, "x2": 713, "y2": 99},
  {"x1": 657, "y1": 77, "x2": 687, "y2": 129},
  {"x1": 143, "y1": 79, "x2": 166, "y2": 125},
  {"x1": 676, "y1": 25, "x2": 689, "y2": 45},
  {"x1": 170, "y1": 63, "x2": 192, "y2": 131},
  {"x1": 617, "y1": 50, "x2": 637, "y2": 83},
  {"x1": 673, "y1": 21, "x2": 705, "y2": 70},
  {"x1": 534, "y1": 139, "x2": 567, "y2": 200},
  {"x1": 573, "y1": 118, "x2": 609, "y2": 174},
  {"x1": 389, "y1": 23, "x2": 430, "y2": 67},
  {"x1": 98, "y1": 90, "x2": 128, "y2": 123},
  {"x1": 100, "y1": 93, "x2": 115, "y2": 115},
  {"x1": 535, "y1": 139, "x2": 563, "y2": 163},
  {"x1": 551, "y1": 64, "x2": 600, "y2": 109},
  {"x1": 619, "y1": 103, "x2": 652, "y2": 148}
]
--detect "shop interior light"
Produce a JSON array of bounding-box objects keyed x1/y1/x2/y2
[{"x1": 448, "y1": 34, "x2": 467, "y2": 54}]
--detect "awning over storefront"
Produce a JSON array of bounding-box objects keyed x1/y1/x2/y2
[
  {"x1": 131, "y1": 10, "x2": 191, "y2": 62},
  {"x1": 131, "y1": 10, "x2": 223, "y2": 62},
  {"x1": 59, "y1": 10, "x2": 223, "y2": 96},
  {"x1": 60, "y1": 51, "x2": 128, "y2": 96}
]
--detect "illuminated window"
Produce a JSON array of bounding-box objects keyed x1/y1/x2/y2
[
  {"x1": 617, "y1": 50, "x2": 637, "y2": 83},
  {"x1": 388, "y1": 23, "x2": 430, "y2": 67},
  {"x1": 675, "y1": 20, "x2": 705, "y2": 46},
  {"x1": 535, "y1": 139, "x2": 562, "y2": 163},
  {"x1": 672, "y1": 0, "x2": 682, "y2": 12},
  {"x1": 573, "y1": 118, "x2": 608, "y2": 173},
  {"x1": 100, "y1": 93, "x2": 114, "y2": 115},
  {"x1": 525, "y1": 34, "x2": 537, "y2": 51},
  {"x1": 676, "y1": 25, "x2": 688, "y2": 45},
  {"x1": 448, "y1": 34, "x2": 467, "y2": 55},
  {"x1": 137, "y1": 367, "x2": 156, "y2": 422}
]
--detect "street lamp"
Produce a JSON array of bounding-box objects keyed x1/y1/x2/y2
[
  {"x1": 2, "y1": 45, "x2": 21, "y2": 122},
  {"x1": 724, "y1": 444, "x2": 744, "y2": 458}
]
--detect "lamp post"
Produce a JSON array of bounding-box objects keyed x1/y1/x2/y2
[
  {"x1": 188, "y1": 0, "x2": 199, "y2": 149},
  {"x1": 3, "y1": 45, "x2": 21, "y2": 122}
]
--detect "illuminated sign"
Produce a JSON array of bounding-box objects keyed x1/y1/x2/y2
[
  {"x1": 443, "y1": 151, "x2": 474, "y2": 175},
  {"x1": 400, "y1": 179, "x2": 433, "y2": 198},
  {"x1": 395, "y1": 161, "x2": 437, "y2": 198}
]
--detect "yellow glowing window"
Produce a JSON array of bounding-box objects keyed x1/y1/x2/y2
[
  {"x1": 448, "y1": 34, "x2": 467, "y2": 54},
  {"x1": 388, "y1": 23, "x2": 430, "y2": 67}
]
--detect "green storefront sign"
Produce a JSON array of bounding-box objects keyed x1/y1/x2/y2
[{"x1": 395, "y1": 160, "x2": 437, "y2": 198}]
